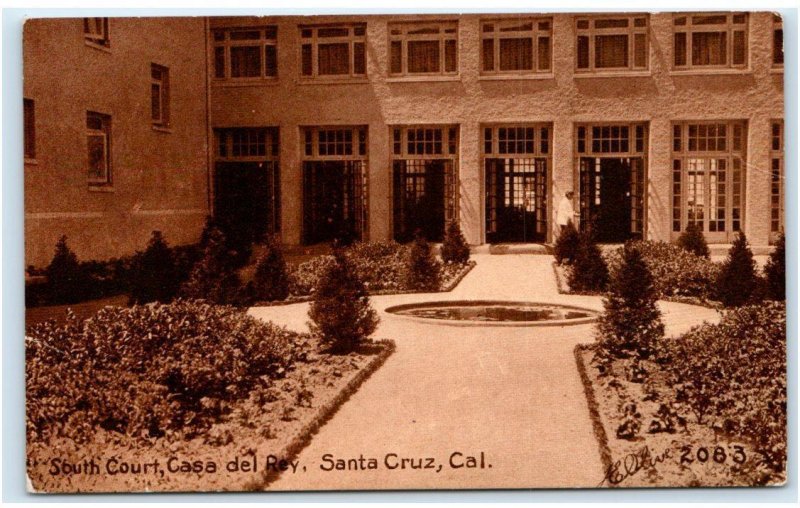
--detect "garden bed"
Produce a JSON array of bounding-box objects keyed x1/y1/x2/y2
[{"x1": 26, "y1": 302, "x2": 395, "y2": 492}]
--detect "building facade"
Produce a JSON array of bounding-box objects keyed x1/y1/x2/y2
[
  {"x1": 24, "y1": 12, "x2": 785, "y2": 266},
  {"x1": 23, "y1": 17, "x2": 210, "y2": 267}
]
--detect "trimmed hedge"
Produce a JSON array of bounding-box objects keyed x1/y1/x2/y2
[
  {"x1": 441, "y1": 220, "x2": 471, "y2": 265},
  {"x1": 26, "y1": 300, "x2": 301, "y2": 444},
  {"x1": 715, "y1": 232, "x2": 758, "y2": 307}
]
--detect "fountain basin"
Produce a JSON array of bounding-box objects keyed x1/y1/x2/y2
[{"x1": 384, "y1": 300, "x2": 598, "y2": 327}]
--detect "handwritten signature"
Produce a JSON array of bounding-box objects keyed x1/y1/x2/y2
[{"x1": 599, "y1": 445, "x2": 672, "y2": 486}]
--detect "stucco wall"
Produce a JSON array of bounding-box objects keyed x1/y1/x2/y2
[
  {"x1": 209, "y1": 12, "x2": 784, "y2": 247},
  {"x1": 23, "y1": 17, "x2": 210, "y2": 267}
]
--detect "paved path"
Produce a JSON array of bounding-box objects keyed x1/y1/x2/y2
[{"x1": 248, "y1": 254, "x2": 720, "y2": 490}]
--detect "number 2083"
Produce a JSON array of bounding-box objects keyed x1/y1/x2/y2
[{"x1": 679, "y1": 445, "x2": 747, "y2": 465}]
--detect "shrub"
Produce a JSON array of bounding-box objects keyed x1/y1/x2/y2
[
  {"x1": 249, "y1": 236, "x2": 290, "y2": 302},
  {"x1": 44, "y1": 236, "x2": 92, "y2": 304},
  {"x1": 676, "y1": 222, "x2": 710, "y2": 258},
  {"x1": 554, "y1": 220, "x2": 581, "y2": 265},
  {"x1": 716, "y1": 231, "x2": 758, "y2": 307},
  {"x1": 568, "y1": 231, "x2": 608, "y2": 292},
  {"x1": 128, "y1": 231, "x2": 179, "y2": 305},
  {"x1": 658, "y1": 303, "x2": 786, "y2": 476},
  {"x1": 596, "y1": 242, "x2": 664, "y2": 358},
  {"x1": 765, "y1": 232, "x2": 785, "y2": 301},
  {"x1": 26, "y1": 300, "x2": 300, "y2": 443},
  {"x1": 179, "y1": 225, "x2": 241, "y2": 304},
  {"x1": 307, "y1": 248, "x2": 379, "y2": 353},
  {"x1": 346, "y1": 241, "x2": 406, "y2": 292},
  {"x1": 441, "y1": 220, "x2": 470, "y2": 265},
  {"x1": 606, "y1": 241, "x2": 718, "y2": 300},
  {"x1": 403, "y1": 232, "x2": 441, "y2": 291}
]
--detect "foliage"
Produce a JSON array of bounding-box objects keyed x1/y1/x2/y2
[
  {"x1": 128, "y1": 231, "x2": 179, "y2": 305},
  {"x1": 307, "y1": 248, "x2": 379, "y2": 353},
  {"x1": 567, "y1": 230, "x2": 608, "y2": 292},
  {"x1": 344, "y1": 240, "x2": 407, "y2": 292},
  {"x1": 43, "y1": 236, "x2": 93, "y2": 304},
  {"x1": 289, "y1": 255, "x2": 337, "y2": 296},
  {"x1": 402, "y1": 232, "x2": 442, "y2": 291},
  {"x1": 765, "y1": 232, "x2": 785, "y2": 301},
  {"x1": 657, "y1": 302, "x2": 786, "y2": 474},
  {"x1": 554, "y1": 220, "x2": 581, "y2": 265},
  {"x1": 26, "y1": 300, "x2": 300, "y2": 443},
  {"x1": 715, "y1": 232, "x2": 758, "y2": 307},
  {"x1": 676, "y1": 222, "x2": 710, "y2": 258},
  {"x1": 441, "y1": 220, "x2": 471, "y2": 265},
  {"x1": 596, "y1": 242, "x2": 664, "y2": 358},
  {"x1": 248, "y1": 236, "x2": 290, "y2": 302},
  {"x1": 606, "y1": 241, "x2": 719, "y2": 300},
  {"x1": 179, "y1": 225, "x2": 241, "y2": 304}
]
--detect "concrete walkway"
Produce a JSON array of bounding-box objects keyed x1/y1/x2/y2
[{"x1": 248, "y1": 254, "x2": 720, "y2": 490}]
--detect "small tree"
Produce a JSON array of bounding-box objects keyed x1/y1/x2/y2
[
  {"x1": 596, "y1": 243, "x2": 665, "y2": 358},
  {"x1": 403, "y1": 231, "x2": 441, "y2": 291},
  {"x1": 716, "y1": 231, "x2": 758, "y2": 307},
  {"x1": 179, "y1": 225, "x2": 240, "y2": 304},
  {"x1": 441, "y1": 220, "x2": 470, "y2": 265},
  {"x1": 568, "y1": 231, "x2": 609, "y2": 292},
  {"x1": 308, "y1": 247, "x2": 379, "y2": 353},
  {"x1": 128, "y1": 231, "x2": 178, "y2": 305},
  {"x1": 765, "y1": 232, "x2": 785, "y2": 301},
  {"x1": 554, "y1": 220, "x2": 581, "y2": 265},
  {"x1": 44, "y1": 235, "x2": 92, "y2": 304},
  {"x1": 677, "y1": 222, "x2": 710, "y2": 259},
  {"x1": 250, "y1": 235, "x2": 290, "y2": 302}
]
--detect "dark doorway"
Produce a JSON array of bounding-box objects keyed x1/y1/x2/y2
[
  {"x1": 214, "y1": 161, "x2": 279, "y2": 256},
  {"x1": 303, "y1": 160, "x2": 366, "y2": 245},
  {"x1": 485, "y1": 158, "x2": 547, "y2": 243},
  {"x1": 393, "y1": 159, "x2": 450, "y2": 242},
  {"x1": 579, "y1": 157, "x2": 644, "y2": 243}
]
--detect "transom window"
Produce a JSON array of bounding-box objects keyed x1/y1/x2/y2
[
  {"x1": 575, "y1": 15, "x2": 648, "y2": 72},
  {"x1": 673, "y1": 13, "x2": 748, "y2": 70},
  {"x1": 773, "y1": 14, "x2": 783, "y2": 67},
  {"x1": 300, "y1": 24, "x2": 366, "y2": 78},
  {"x1": 217, "y1": 128, "x2": 279, "y2": 160},
  {"x1": 83, "y1": 17, "x2": 109, "y2": 48},
  {"x1": 771, "y1": 120, "x2": 784, "y2": 235},
  {"x1": 389, "y1": 21, "x2": 458, "y2": 76},
  {"x1": 392, "y1": 126, "x2": 458, "y2": 157},
  {"x1": 672, "y1": 120, "x2": 747, "y2": 240},
  {"x1": 480, "y1": 19, "x2": 552, "y2": 74},
  {"x1": 150, "y1": 64, "x2": 170, "y2": 127},
  {"x1": 576, "y1": 123, "x2": 647, "y2": 155},
  {"x1": 213, "y1": 26, "x2": 277, "y2": 79},
  {"x1": 86, "y1": 111, "x2": 112, "y2": 186},
  {"x1": 484, "y1": 125, "x2": 550, "y2": 156},
  {"x1": 303, "y1": 126, "x2": 367, "y2": 158}
]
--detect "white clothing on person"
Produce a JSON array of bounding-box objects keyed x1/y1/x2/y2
[{"x1": 556, "y1": 196, "x2": 576, "y2": 227}]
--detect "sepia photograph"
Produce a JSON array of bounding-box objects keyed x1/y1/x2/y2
[{"x1": 21, "y1": 10, "x2": 787, "y2": 493}]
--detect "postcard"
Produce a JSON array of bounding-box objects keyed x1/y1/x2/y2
[{"x1": 23, "y1": 11, "x2": 786, "y2": 492}]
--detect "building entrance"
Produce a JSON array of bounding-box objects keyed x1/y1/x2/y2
[
  {"x1": 485, "y1": 158, "x2": 547, "y2": 243},
  {"x1": 578, "y1": 157, "x2": 644, "y2": 243}
]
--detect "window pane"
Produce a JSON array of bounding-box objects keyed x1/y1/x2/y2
[
  {"x1": 408, "y1": 40, "x2": 440, "y2": 73},
  {"x1": 595, "y1": 18, "x2": 628, "y2": 29},
  {"x1": 390, "y1": 41, "x2": 402, "y2": 73},
  {"x1": 595, "y1": 34, "x2": 628, "y2": 68},
  {"x1": 230, "y1": 30, "x2": 260, "y2": 40},
  {"x1": 264, "y1": 45, "x2": 277, "y2": 76},
  {"x1": 444, "y1": 40, "x2": 457, "y2": 72},
  {"x1": 24, "y1": 99, "x2": 34, "y2": 158},
  {"x1": 537, "y1": 37, "x2": 551, "y2": 71},
  {"x1": 214, "y1": 47, "x2": 226, "y2": 78},
  {"x1": 482, "y1": 39, "x2": 494, "y2": 71},
  {"x1": 774, "y1": 28, "x2": 784, "y2": 64},
  {"x1": 634, "y1": 33, "x2": 647, "y2": 68},
  {"x1": 577, "y1": 36, "x2": 590, "y2": 68},
  {"x1": 733, "y1": 30, "x2": 746, "y2": 65},
  {"x1": 674, "y1": 32, "x2": 687, "y2": 66},
  {"x1": 499, "y1": 38, "x2": 533, "y2": 71},
  {"x1": 88, "y1": 135, "x2": 106, "y2": 180},
  {"x1": 318, "y1": 43, "x2": 350, "y2": 75},
  {"x1": 230, "y1": 46, "x2": 261, "y2": 77},
  {"x1": 318, "y1": 27, "x2": 349, "y2": 38},
  {"x1": 301, "y1": 44, "x2": 313, "y2": 75},
  {"x1": 692, "y1": 32, "x2": 727, "y2": 66},
  {"x1": 353, "y1": 42, "x2": 366, "y2": 74},
  {"x1": 151, "y1": 83, "x2": 161, "y2": 121},
  {"x1": 693, "y1": 15, "x2": 727, "y2": 25}
]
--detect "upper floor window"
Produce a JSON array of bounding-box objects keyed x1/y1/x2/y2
[
  {"x1": 86, "y1": 112, "x2": 112, "y2": 186},
  {"x1": 575, "y1": 15, "x2": 648, "y2": 72},
  {"x1": 481, "y1": 19, "x2": 552, "y2": 75},
  {"x1": 150, "y1": 64, "x2": 170, "y2": 127},
  {"x1": 673, "y1": 13, "x2": 748, "y2": 70},
  {"x1": 83, "y1": 17, "x2": 109, "y2": 48},
  {"x1": 389, "y1": 21, "x2": 458, "y2": 76},
  {"x1": 24, "y1": 98, "x2": 35, "y2": 160},
  {"x1": 213, "y1": 27, "x2": 277, "y2": 79},
  {"x1": 773, "y1": 14, "x2": 783, "y2": 67},
  {"x1": 300, "y1": 24, "x2": 366, "y2": 79}
]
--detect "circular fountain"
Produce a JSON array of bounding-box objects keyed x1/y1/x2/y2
[{"x1": 384, "y1": 300, "x2": 598, "y2": 327}]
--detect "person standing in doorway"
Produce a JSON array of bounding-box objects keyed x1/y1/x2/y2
[{"x1": 557, "y1": 190, "x2": 578, "y2": 233}]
